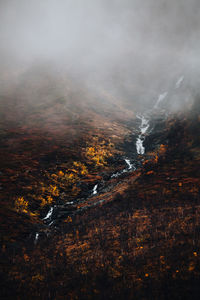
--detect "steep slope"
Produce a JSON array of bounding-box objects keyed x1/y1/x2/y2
[{"x1": 1, "y1": 67, "x2": 200, "y2": 299}]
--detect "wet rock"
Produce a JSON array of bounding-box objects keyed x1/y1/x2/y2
[
  {"x1": 77, "y1": 182, "x2": 91, "y2": 198},
  {"x1": 107, "y1": 154, "x2": 125, "y2": 167},
  {"x1": 101, "y1": 172, "x2": 110, "y2": 181}
]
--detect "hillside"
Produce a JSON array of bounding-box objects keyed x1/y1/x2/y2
[{"x1": 1, "y1": 68, "x2": 200, "y2": 299}]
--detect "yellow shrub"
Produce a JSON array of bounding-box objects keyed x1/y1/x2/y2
[
  {"x1": 58, "y1": 170, "x2": 64, "y2": 177},
  {"x1": 15, "y1": 197, "x2": 28, "y2": 213},
  {"x1": 39, "y1": 195, "x2": 53, "y2": 207},
  {"x1": 65, "y1": 172, "x2": 78, "y2": 183},
  {"x1": 48, "y1": 185, "x2": 59, "y2": 197},
  {"x1": 73, "y1": 161, "x2": 88, "y2": 175},
  {"x1": 47, "y1": 195, "x2": 53, "y2": 204},
  {"x1": 32, "y1": 274, "x2": 44, "y2": 281},
  {"x1": 39, "y1": 196, "x2": 47, "y2": 207},
  {"x1": 86, "y1": 139, "x2": 113, "y2": 167},
  {"x1": 64, "y1": 216, "x2": 72, "y2": 223}
]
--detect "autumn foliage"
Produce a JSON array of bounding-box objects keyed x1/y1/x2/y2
[{"x1": 1, "y1": 97, "x2": 200, "y2": 299}]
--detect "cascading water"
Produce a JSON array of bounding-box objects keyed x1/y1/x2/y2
[
  {"x1": 92, "y1": 184, "x2": 98, "y2": 195},
  {"x1": 35, "y1": 75, "x2": 185, "y2": 240},
  {"x1": 124, "y1": 158, "x2": 133, "y2": 170},
  {"x1": 154, "y1": 92, "x2": 168, "y2": 109},
  {"x1": 175, "y1": 75, "x2": 184, "y2": 89},
  {"x1": 135, "y1": 74, "x2": 184, "y2": 156},
  {"x1": 136, "y1": 114, "x2": 150, "y2": 155},
  {"x1": 34, "y1": 232, "x2": 39, "y2": 245},
  {"x1": 43, "y1": 206, "x2": 54, "y2": 221}
]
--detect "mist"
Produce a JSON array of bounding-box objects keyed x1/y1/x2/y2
[{"x1": 0, "y1": 0, "x2": 200, "y2": 111}]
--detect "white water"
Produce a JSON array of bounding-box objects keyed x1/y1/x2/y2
[
  {"x1": 43, "y1": 207, "x2": 53, "y2": 220},
  {"x1": 48, "y1": 221, "x2": 54, "y2": 226},
  {"x1": 136, "y1": 136, "x2": 145, "y2": 155},
  {"x1": 111, "y1": 169, "x2": 126, "y2": 178},
  {"x1": 39, "y1": 75, "x2": 185, "y2": 229},
  {"x1": 111, "y1": 158, "x2": 135, "y2": 178},
  {"x1": 175, "y1": 75, "x2": 184, "y2": 89},
  {"x1": 125, "y1": 158, "x2": 132, "y2": 170},
  {"x1": 154, "y1": 92, "x2": 168, "y2": 109},
  {"x1": 34, "y1": 232, "x2": 39, "y2": 244},
  {"x1": 92, "y1": 184, "x2": 98, "y2": 195},
  {"x1": 136, "y1": 114, "x2": 150, "y2": 155},
  {"x1": 135, "y1": 75, "x2": 183, "y2": 155}
]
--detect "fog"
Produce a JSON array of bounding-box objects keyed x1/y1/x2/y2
[{"x1": 0, "y1": 0, "x2": 200, "y2": 111}]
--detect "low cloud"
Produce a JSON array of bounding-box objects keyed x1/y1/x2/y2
[{"x1": 0, "y1": 0, "x2": 200, "y2": 112}]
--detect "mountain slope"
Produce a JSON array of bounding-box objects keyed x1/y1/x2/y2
[{"x1": 1, "y1": 69, "x2": 200, "y2": 299}]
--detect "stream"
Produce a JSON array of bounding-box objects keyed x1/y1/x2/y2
[
  {"x1": 34, "y1": 110, "x2": 151, "y2": 244},
  {"x1": 34, "y1": 75, "x2": 185, "y2": 244}
]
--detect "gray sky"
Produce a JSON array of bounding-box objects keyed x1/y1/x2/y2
[{"x1": 0, "y1": 0, "x2": 200, "y2": 109}]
